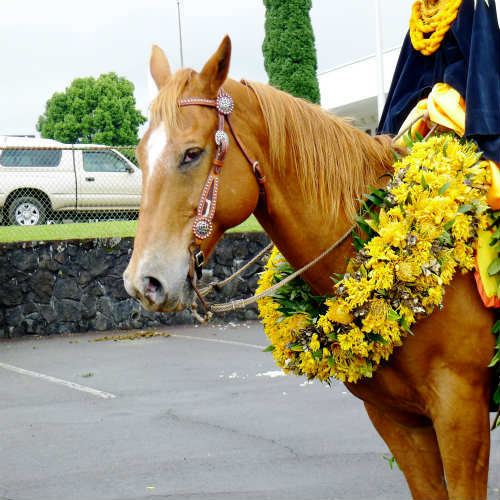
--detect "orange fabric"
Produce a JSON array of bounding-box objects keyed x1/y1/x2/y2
[
  {"x1": 474, "y1": 268, "x2": 500, "y2": 308},
  {"x1": 427, "y1": 83, "x2": 465, "y2": 136},
  {"x1": 487, "y1": 161, "x2": 500, "y2": 210},
  {"x1": 475, "y1": 229, "x2": 500, "y2": 308},
  {"x1": 395, "y1": 83, "x2": 466, "y2": 145}
]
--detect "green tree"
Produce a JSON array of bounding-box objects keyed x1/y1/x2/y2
[
  {"x1": 37, "y1": 72, "x2": 146, "y2": 145},
  {"x1": 262, "y1": 0, "x2": 321, "y2": 104}
]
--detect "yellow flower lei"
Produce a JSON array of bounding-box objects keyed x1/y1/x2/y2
[
  {"x1": 409, "y1": 0, "x2": 462, "y2": 55},
  {"x1": 257, "y1": 135, "x2": 490, "y2": 384}
]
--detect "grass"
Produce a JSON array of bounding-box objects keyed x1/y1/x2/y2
[{"x1": 0, "y1": 215, "x2": 263, "y2": 243}]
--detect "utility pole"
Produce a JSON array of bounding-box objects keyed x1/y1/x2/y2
[
  {"x1": 374, "y1": 0, "x2": 385, "y2": 120},
  {"x1": 177, "y1": 0, "x2": 184, "y2": 67}
]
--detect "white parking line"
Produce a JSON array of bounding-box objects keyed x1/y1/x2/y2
[
  {"x1": 169, "y1": 334, "x2": 265, "y2": 350},
  {"x1": 0, "y1": 361, "x2": 116, "y2": 399}
]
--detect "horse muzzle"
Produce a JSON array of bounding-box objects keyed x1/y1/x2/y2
[{"x1": 123, "y1": 258, "x2": 194, "y2": 312}]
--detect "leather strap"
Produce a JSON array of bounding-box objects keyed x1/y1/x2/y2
[
  {"x1": 179, "y1": 88, "x2": 269, "y2": 244},
  {"x1": 179, "y1": 87, "x2": 269, "y2": 317}
]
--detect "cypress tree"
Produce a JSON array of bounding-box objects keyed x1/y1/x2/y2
[{"x1": 262, "y1": 0, "x2": 321, "y2": 104}]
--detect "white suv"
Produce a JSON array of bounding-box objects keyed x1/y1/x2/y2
[{"x1": 0, "y1": 136, "x2": 142, "y2": 225}]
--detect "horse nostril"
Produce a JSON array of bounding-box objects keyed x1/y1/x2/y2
[{"x1": 145, "y1": 276, "x2": 163, "y2": 296}]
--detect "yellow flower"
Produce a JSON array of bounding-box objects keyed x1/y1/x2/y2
[
  {"x1": 257, "y1": 134, "x2": 488, "y2": 386},
  {"x1": 369, "y1": 261, "x2": 395, "y2": 289},
  {"x1": 325, "y1": 299, "x2": 353, "y2": 325},
  {"x1": 369, "y1": 298, "x2": 388, "y2": 319},
  {"x1": 343, "y1": 277, "x2": 374, "y2": 308},
  {"x1": 309, "y1": 334, "x2": 320, "y2": 352},
  {"x1": 395, "y1": 261, "x2": 418, "y2": 282}
]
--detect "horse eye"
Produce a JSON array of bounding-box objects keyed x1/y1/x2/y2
[{"x1": 181, "y1": 148, "x2": 203, "y2": 167}]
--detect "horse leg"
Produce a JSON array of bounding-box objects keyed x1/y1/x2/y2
[
  {"x1": 365, "y1": 402, "x2": 449, "y2": 499},
  {"x1": 431, "y1": 377, "x2": 491, "y2": 500}
]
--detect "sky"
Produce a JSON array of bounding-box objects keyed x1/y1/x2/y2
[{"x1": 0, "y1": 0, "x2": 413, "y2": 138}]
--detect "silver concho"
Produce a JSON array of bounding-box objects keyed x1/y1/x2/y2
[
  {"x1": 216, "y1": 94, "x2": 234, "y2": 115},
  {"x1": 194, "y1": 218, "x2": 211, "y2": 238},
  {"x1": 215, "y1": 130, "x2": 229, "y2": 147}
]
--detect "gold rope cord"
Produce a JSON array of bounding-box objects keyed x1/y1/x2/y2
[{"x1": 409, "y1": 0, "x2": 463, "y2": 56}]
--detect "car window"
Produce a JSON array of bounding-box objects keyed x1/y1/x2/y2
[
  {"x1": 0, "y1": 149, "x2": 62, "y2": 167},
  {"x1": 83, "y1": 151, "x2": 130, "y2": 173}
]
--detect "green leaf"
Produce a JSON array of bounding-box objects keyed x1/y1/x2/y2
[
  {"x1": 262, "y1": 345, "x2": 275, "y2": 352},
  {"x1": 330, "y1": 273, "x2": 344, "y2": 284},
  {"x1": 311, "y1": 350, "x2": 322, "y2": 360},
  {"x1": 442, "y1": 139, "x2": 449, "y2": 156},
  {"x1": 387, "y1": 309, "x2": 400, "y2": 321},
  {"x1": 359, "y1": 265, "x2": 368, "y2": 279},
  {"x1": 458, "y1": 204, "x2": 473, "y2": 213},
  {"x1": 403, "y1": 134, "x2": 414, "y2": 149},
  {"x1": 365, "y1": 194, "x2": 383, "y2": 207},
  {"x1": 421, "y1": 174, "x2": 429, "y2": 190},
  {"x1": 443, "y1": 219, "x2": 455, "y2": 231},
  {"x1": 367, "y1": 333, "x2": 388, "y2": 344},
  {"x1": 328, "y1": 356, "x2": 335, "y2": 367},
  {"x1": 400, "y1": 316, "x2": 413, "y2": 335},
  {"x1": 438, "y1": 182, "x2": 451, "y2": 195},
  {"x1": 492, "y1": 320, "x2": 500, "y2": 334},
  {"x1": 289, "y1": 344, "x2": 304, "y2": 352},
  {"x1": 439, "y1": 231, "x2": 452, "y2": 246},
  {"x1": 488, "y1": 258, "x2": 500, "y2": 276},
  {"x1": 382, "y1": 455, "x2": 400, "y2": 470},
  {"x1": 354, "y1": 216, "x2": 373, "y2": 237},
  {"x1": 361, "y1": 201, "x2": 379, "y2": 223},
  {"x1": 353, "y1": 233, "x2": 366, "y2": 251},
  {"x1": 370, "y1": 188, "x2": 387, "y2": 200},
  {"x1": 488, "y1": 351, "x2": 500, "y2": 367},
  {"x1": 472, "y1": 199, "x2": 489, "y2": 215},
  {"x1": 494, "y1": 385, "x2": 500, "y2": 405},
  {"x1": 414, "y1": 131, "x2": 424, "y2": 142}
]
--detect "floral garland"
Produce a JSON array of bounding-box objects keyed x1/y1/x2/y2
[
  {"x1": 409, "y1": 0, "x2": 462, "y2": 56},
  {"x1": 257, "y1": 135, "x2": 490, "y2": 384}
]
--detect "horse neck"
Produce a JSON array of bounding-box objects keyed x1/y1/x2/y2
[
  {"x1": 238, "y1": 86, "x2": 394, "y2": 294},
  {"x1": 255, "y1": 194, "x2": 355, "y2": 295}
]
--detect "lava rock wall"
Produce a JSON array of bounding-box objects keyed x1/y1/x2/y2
[{"x1": 0, "y1": 233, "x2": 270, "y2": 338}]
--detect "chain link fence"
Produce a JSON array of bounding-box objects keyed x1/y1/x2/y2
[{"x1": 0, "y1": 138, "x2": 139, "y2": 227}]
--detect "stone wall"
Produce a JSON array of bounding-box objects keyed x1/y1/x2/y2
[{"x1": 0, "y1": 233, "x2": 270, "y2": 338}]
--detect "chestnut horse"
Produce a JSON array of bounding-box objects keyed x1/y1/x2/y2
[{"x1": 123, "y1": 36, "x2": 495, "y2": 499}]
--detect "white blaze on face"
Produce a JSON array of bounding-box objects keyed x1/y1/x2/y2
[{"x1": 146, "y1": 123, "x2": 168, "y2": 180}]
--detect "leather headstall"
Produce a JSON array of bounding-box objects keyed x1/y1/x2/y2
[{"x1": 178, "y1": 88, "x2": 269, "y2": 301}]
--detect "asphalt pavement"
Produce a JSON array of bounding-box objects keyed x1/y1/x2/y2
[{"x1": 0, "y1": 321, "x2": 498, "y2": 500}]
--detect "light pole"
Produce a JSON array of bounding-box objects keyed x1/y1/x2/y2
[
  {"x1": 374, "y1": 0, "x2": 385, "y2": 120},
  {"x1": 177, "y1": 0, "x2": 184, "y2": 67}
]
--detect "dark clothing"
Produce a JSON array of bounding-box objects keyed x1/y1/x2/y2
[{"x1": 377, "y1": 0, "x2": 500, "y2": 162}]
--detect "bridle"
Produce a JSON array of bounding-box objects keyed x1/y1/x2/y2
[
  {"x1": 177, "y1": 85, "x2": 354, "y2": 320},
  {"x1": 178, "y1": 87, "x2": 269, "y2": 308}
]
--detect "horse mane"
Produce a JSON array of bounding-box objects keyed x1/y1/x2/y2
[
  {"x1": 149, "y1": 70, "x2": 397, "y2": 223},
  {"x1": 244, "y1": 80, "x2": 397, "y2": 223},
  {"x1": 149, "y1": 68, "x2": 196, "y2": 129}
]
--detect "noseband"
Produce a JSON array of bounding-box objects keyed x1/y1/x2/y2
[{"x1": 178, "y1": 87, "x2": 269, "y2": 308}]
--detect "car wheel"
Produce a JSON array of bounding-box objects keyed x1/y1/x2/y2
[{"x1": 8, "y1": 196, "x2": 47, "y2": 226}]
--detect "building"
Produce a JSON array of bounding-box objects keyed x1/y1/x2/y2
[{"x1": 318, "y1": 46, "x2": 401, "y2": 135}]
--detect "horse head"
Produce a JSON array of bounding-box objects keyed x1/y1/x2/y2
[{"x1": 123, "y1": 36, "x2": 263, "y2": 312}]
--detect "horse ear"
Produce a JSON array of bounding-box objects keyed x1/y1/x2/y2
[
  {"x1": 150, "y1": 45, "x2": 172, "y2": 90},
  {"x1": 200, "y1": 35, "x2": 231, "y2": 94}
]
